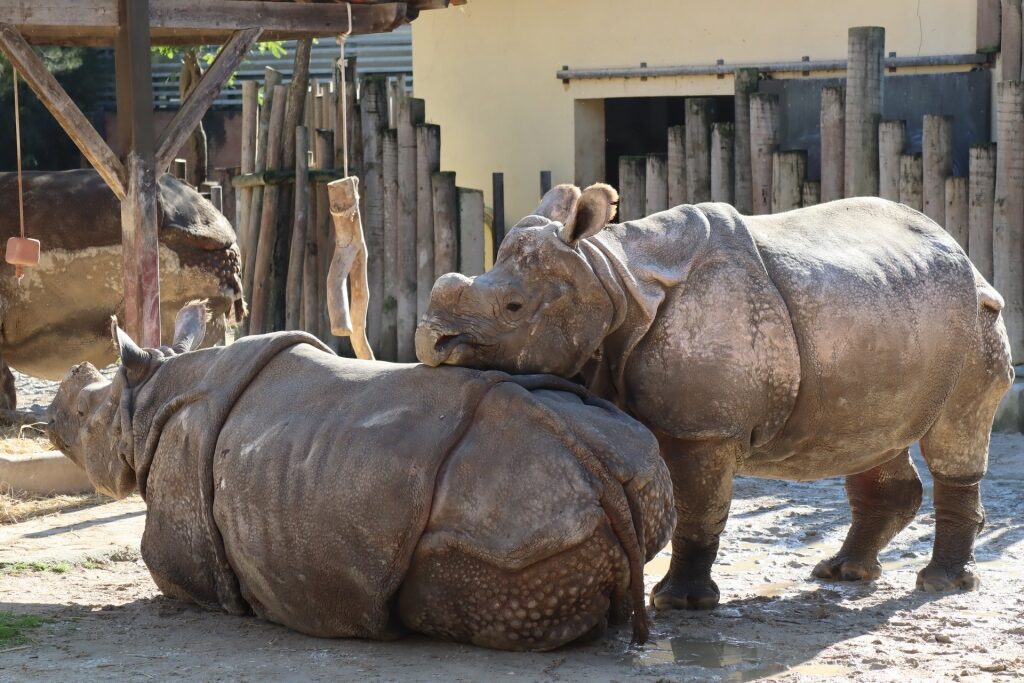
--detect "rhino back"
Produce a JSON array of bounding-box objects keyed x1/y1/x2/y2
[{"x1": 744, "y1": 198, "x2": 978, "y2": 475}]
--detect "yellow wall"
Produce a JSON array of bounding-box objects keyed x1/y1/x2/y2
[{"x1": 412, "y1": 0, "x2": 978, "y2": 222}]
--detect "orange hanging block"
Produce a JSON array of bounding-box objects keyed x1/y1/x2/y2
[{"x1": 6, "y1": 236, "x2": 40, "y2": 281}]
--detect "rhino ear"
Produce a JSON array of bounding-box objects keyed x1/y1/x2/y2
[
  {"x1": 533, "y1": 184, "x2": 581, "y2": 223},
  {"x1": 559, "y1": 183, "x2": 618, "y2": 246},
  {"x1": 171, "y1": 300, "x2": 210, "y2": 354},
  {"x1": 110, "y1": 317, "x2": 152, "y2": 386}
]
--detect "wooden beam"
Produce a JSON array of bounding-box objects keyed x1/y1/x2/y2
[
  {"x1": 156, "y1": 27, "x2": 262, "y2": 172},
  {"x1": 0, "y1": 0, "x2": 407, "y2": 46},
  {"x1": 116, "y1": 0, "x2": 161, "y2": 347},
  {"x1": 0, "y1": 22, "x2": 126, "y2": 198}
]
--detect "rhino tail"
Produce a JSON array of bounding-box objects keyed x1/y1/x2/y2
[{"x1": 973, "y1": 265, "x2": 1004, "y2": 312}]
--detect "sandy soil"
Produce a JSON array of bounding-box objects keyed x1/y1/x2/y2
[{"x1": 1, "y1": 372, "x2": 1021, "y2": 682}]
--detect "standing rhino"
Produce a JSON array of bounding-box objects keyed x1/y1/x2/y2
[
  {"x1": 417, "y1": 185, "x2": 1013, "y2": 610},
  {"x1": 47, "y1": 302, "x2": 673, "y2": 651},
  {"x1": 0, "y1": 169, "x2": 243, "y2": 409}
]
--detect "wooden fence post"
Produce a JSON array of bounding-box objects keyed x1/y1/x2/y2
[
  {"x1": 315, "y1": 130, "x2": 335, "y2": 348},
  {"x1": 820, "y1": 85, "x2": 846, "y2": 203},
  {"x1": 492, "y1": 171, "x2": 505, "y2": 246},
  {"x1": 618, "y1": 155, "x2": 646, "y2": 221},
  {"x1": 923, "y1": 114, "x2": 953, "y2": 225},
  {"x1": 1002, "y1": 0, "x2": 1022, "y2": 80},
  {"x1": 667, "y1": 124, "x2": 687, "y2": 207},
  {"x1": 540, "y1": 170, "x2": 552, "y2": 198},
  {"x1": 944, "y1": 177, "x2": 969, "y2": 249},
  {"x1": 685, "y1": 98, "x2": 713, "y2": 203},
  {"x1": 458, "y1": 187, "x2": 485, "y2": 276},
  {"x1": 978, "y1": 0, "x2": 1002, "y2": 53},
  {"x1": 380, "y1": 128, "x2": 399, "y2": 361},
  {"x1": 360, "y1": 76, "x2": 387, "y2": 352},
  {"x1": 645, "y1": 153, "x2": 668, "y2": 215},
  {"x1": 844, "y1": 26, "x2": 885, "y2": 198},
  {"x1": 969, "y1": 143, "x2": 997, "y2": 281},
  {"x1": 433, "y1": 171, "x2": 458, "y2": 277},
  {"x1": 238, "y1": 80, "x2": 258, "y2": 259},
  {"x1": 286, "y1": 126, "x2": 310, "y2": 331},
  {"x1": 878, "y1": 120, "x2": 906, "y2": 202},
  {"x1": 994, "y1": 80, "x2": 1024, "y2": 359},
  {"x1": 396, "y1": 96, "x2": 424, "y2": 361},
  {"x1": 750, "y1": 93, "x2": 780, "y2": 214},
  {"x1": 417, "y1": 124, "x2": 441, "y2": 319},
  {"x1": 899, "y1": 153, "x2": 924, "y2": 210},
  {"x1": 772, "y1": 151, "x2": 807, "y2": 212},
  {"x1": 733, "y1": 68, "x2": 759, "y2": 213},
  {"x1": 711, "y1": 122, "x2": 735, "y2": 204},
  {"x1": 802, "y1": 181, "x2": 821, "y2": 207}
]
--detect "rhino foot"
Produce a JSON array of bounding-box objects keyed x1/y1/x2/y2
[
  {"x1": 916, "y1": 561, "x2": 980, "y2": 592},
  {"x1": 811, "y1": 554, "x2": 882, "y2": 582},
  {"x1": 650, "y1": 575, "x2": 720, "y2": 610}
]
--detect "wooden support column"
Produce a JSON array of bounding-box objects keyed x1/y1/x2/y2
[
  {"x1": 923, "y1": 114, "x2": 953, "y2": 225},
  {"x1": 432, "y1": 171, "x2": 458, "y2": 277},
  {"x1": 381, "y1": 128, "x2": 399, "y2": 361},
  {"x1": 1002, "y1": 0, "x2": 1022, "y2": 81},
  {"x1": 285, "y1": 126, "x2": 309, "y2": 331},
  {"x1": 772, "y1": 151, "x2": 807, "y2": 213},
  {"x1": 540, "y1": 170, "x2": 552, "y2": 198},
  {"x1": 994, "y1": 80, "x2": 1024, "y2": 359},
  {"x1": 618, "y1": 156, "x2": 646, "y2": 221},
  {"x1": 645, "y1": 154, "x2": 668, "y2": 215},
  {"x1": 844, "y1": 26, "x2": 885, "y2": 198},
  {"x1": 978, "y1": 0, "x2": 1002, "y2": 53},
  {"x1": 458, "y1": 188, "x2": 485, "y2": 276},
  {"x1": 802, "y1": 181, "x2": 821, "y2": 207},
  {"x1": 667, "y1": 125, "x2": 687, "y2": 207},
  {"x1": 733, "y1": 68, "x2": 758, "y2": 213},
  {"x1": 750, "y1": 93, "x2": 780, "y2": 214},
  {"x1": 417, "y1": 124, "x2": 441, "y2": 319},
  {"x1": 711, "y1": 122, "x2": 735, "y2": 204},
  {"x1": 360, "y1": 76, "x2": 387, "y2": 353},
  {"x1": 685, "y1": 98, "x2": 713, "y2": 203},
  {"x1": 945, "y1": 177, "x2": 969, "y2": 250},
  {"x1": 396, "y1": 96, "x2": 424, "y2": 362},
  {"x1": 878, "y1": 120, "x2": 906, "y2": 202},
  {"x1": 820, "y1": 86, "x2": 845, "y2": 203},
  {"x1": 115, "y1": 0, "x2": 160, "y2": 346},
  {"x1": 899, "y1": 153, "x2": 924, "y2": 211},
  {"x1": 969, "y1": 143, "x2": 997, "y2": 281}
]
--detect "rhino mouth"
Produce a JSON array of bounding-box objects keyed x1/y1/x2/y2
[
  {"x1": 174, "y1": 242, "x2": 246, "y2": 322},
  {"x1": 434, "y1": 333, "x2": 474, "y2": 355}
]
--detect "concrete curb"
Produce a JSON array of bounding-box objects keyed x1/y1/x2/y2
[{"x1": 0, "y1": 451, "x2": 94, "y2": 495}]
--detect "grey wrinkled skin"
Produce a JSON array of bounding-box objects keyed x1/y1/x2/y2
[
  {"x1": 417, "y1": 184, "x2": 1014, "y2": 609},
  {"x1": 48, "y1": 303, "x2": 674, "y2": 651},
  {"x1": 0, "y1": 170, "x2": 243, "y2": 406}
]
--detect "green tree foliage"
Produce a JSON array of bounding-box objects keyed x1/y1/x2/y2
[{"x1": 0, "y1": 48, "x2": 105, "y2": 171}]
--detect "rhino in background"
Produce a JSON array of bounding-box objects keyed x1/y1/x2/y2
[
  {"x1": 0, "y1": 169, "x2": 243, "y2": 409},
  {"x1": 418, "y1": 184, "x2": 1014, "y2": 609},
  {"x1": 47, "y1": 302, "x2": 674, "y2": 651}
]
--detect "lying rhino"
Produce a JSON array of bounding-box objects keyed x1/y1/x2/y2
[
  {"x1": 417, "y1": 185, "x2": 1013, "y2": 609},
  {"x1": 47, "y1": 302, "x2": 673, "y2": 651},
  {"x1": 0, "y1": 170, "x2": 243, "y2": 408}
]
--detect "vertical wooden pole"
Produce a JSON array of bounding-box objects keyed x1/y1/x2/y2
[
  {"x1": 667, "y1": 124, "x2": 687, "y2": 207},
  {"x1": 248, "y1": 83, "x2": 288, "y2": 334},
  {"x1": 360, "y1": 76, "x2": 387, "y2": 353},
  {"x1": 212, "y1": 168, "x2": 236, "y2": 229},
  {"x1": 733, "y1": 68, "x2": 758, "y2": 213},
  {"x1": 238, "y1": 80, "x2": 258, "y2": 252},
  {"x1": 685, "y1": 97, "x2": 713, "y2": 203},
  {"x1": 820, "y1": 86, "x2": 846, "y2": 203},
  {"x1": 802, "y1": 181, "x2": 821, "y2": 207},
  {"x1": 380, "y1": 128, "x2": 399, "y2": 361},
  {"x1": 115, "y1": 0, "x2": 160, "y2": 347},
  {"x1": 978, "y1": 0, "x2": 1002, "y2": 53},
  {"x1": 396, "y1": 97, "x2": 423, "y2": 362},
  {"x1": 750, "y1": 93, "x2": 780, "y2": 214},
  {"x1": 994, "y1": 80, "x2": 1024, "y2": 359},
  {"x1": 923, "y1": 114, "x2": 953, "y2": 225},
  {"x1": 618, "y1": 156, "x2": 646, "y2": 221},
  {"x1": 645, "y1": 153, "x2": 668, "y2": 215},
  {"x1": 315, "y1": 130, "x2": 335, "y2": 347},
  {"x1": 286, "y1": 126, "x2": 309, "y2": 331},
  {"x1": 772, "y1": 151, "x2": 807, "y2": 213},
  {"x1": 433, "y1": 171, "x2": 458, "y2": 277},
  {"x1": 944, "y1": 177, "x2": 969, "y2": 250},
  {"x1": 540, "y1": 170, "x2": 552, "y2": 198},
  {"x1": 1002, "y1": 0, "x2": 1022, "y2": 80},
  {"x1": 491, "y1": 172, "x2": 506, "y2": 245},
  {"x1": 899, "y1": 153, "x2": 924, "y2": 211},
  {"x1": 302, "y1": 171, "x2": 320, "y2": 338},
  {"x1": 710, "y1": 122, "x2": 735, "y2": 204},
  {"x1": 417, "y1": 124, "x2": 441, "y2": 320},
  {"x1": 969, "y1": 143, "x2": 997, "y2": 281},
  {"x1": 844, "y1": 26, "x2": 885, "y2": 198},
  {"x1": 458, "y1": 187, "x2": 485, "y2": 276},
  {"x1": 878, "y1": 120, "x2": 906, "y2": 202}
]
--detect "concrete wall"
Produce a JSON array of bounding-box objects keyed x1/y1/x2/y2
[{"x1": 412, "y1": 0, "x2": 978, "y2": 221}]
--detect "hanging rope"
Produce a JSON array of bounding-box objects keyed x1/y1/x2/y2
[
  {"x1": 337, "y1": 1, "x2": 353, "y2": 178},
  {"x1": 6, "y1": 68, "x2": 40, "y2": 283}
]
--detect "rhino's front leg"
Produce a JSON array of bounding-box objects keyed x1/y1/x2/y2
[{"x1": 651, "y1": 437, "x2": 740, "y2": 610}]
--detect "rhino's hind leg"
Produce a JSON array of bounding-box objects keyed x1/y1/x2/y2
[
  {"x1": 916, "y1": 307, "x2": 1012, "y2": 592},
  {"x1": 812, "y1": 448, "x2": 922, "y2": 582},
  {"x1": 397, "y1": 523, "x2": 629, "y2": 651},
  {"x1": 0, "y1": 355, "x2": 16, "y2": 411},
  {"x1": 651, "y1": 437, "x2": 739, "y2": 611}
]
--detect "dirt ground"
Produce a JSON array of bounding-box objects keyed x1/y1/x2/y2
[{"x1": 1, "y1": 372, "x2": 1022, "y2": 682}]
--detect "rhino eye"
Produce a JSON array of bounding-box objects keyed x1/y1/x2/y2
[{"x1": 506, "y1": 302, "x2": 522, "y2": 313}]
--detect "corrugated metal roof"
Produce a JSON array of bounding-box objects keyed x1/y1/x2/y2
[{"x1": 97, "y1": 27, "x2": 411, "y2": 110}]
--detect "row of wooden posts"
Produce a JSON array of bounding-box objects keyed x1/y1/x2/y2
[
  {"x1": 223, "y1": 44, "x2": 490, "y2": 362},
  {"x1": 618, "y1": 24, "x2": 1024, "y2": 361}
]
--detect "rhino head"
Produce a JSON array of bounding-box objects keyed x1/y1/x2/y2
[
  {"x1": 416, "y1": 184, "x2": 619, "y2": 377},
  {"x1": 47, "y1": 302, "x2": 209, "y2": 498}
]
